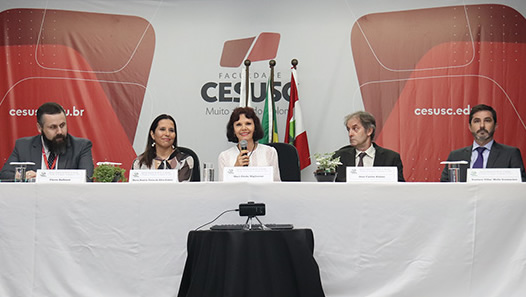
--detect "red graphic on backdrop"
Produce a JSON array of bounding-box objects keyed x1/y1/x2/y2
[
  {"x1": 220, "y1": 32, "x2": 280, "y2": 67},
  {"x1": 0, "y1": 8, "x2": 155, "y2": 172},
  {"x1": 351, "y1": 4, "x2": 526, "y2": 181}
]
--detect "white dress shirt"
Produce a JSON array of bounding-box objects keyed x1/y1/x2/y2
[
  {"x1": 218, "y1": 143, "x2": 281, "y2": 181},
  {"x1": 470, "y1": 140, "x2": 493, "y2": 168},
  {"x1": 355, "y1": 144, "x2": 376, "y2": 167}
]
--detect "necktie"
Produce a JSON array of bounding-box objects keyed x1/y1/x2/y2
[
  {"x1": 47, "y1": 152, "x2": 56, "y2": 169},
  {"x1": 472, "y1": 147, "x2": 486, "y2": 168},
  {"x1": 357, "y1": 152, "x2": 367, "y2": 167}
]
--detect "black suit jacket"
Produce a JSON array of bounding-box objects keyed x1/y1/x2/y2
[
  {"x1": 334, "y1": 143, "x2": 405, "y2": 182},
  {"x1": 440, "y1": 142, "x2": 526, "y2": 182},
  {"x1": 0, "y1": 134, "x2": 94, "y2": 181}
]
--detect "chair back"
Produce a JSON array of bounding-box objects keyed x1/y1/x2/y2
[
  {"x1": 178, "y1": 146, "x2": 200, "y2": 181},
  {"x1": 265, "y1": 142, "x2": 301, "y2": 181}
]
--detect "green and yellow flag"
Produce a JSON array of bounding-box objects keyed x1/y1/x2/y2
[{"x1": 260, "y1": 77, "x2": 278, "y2": 143}]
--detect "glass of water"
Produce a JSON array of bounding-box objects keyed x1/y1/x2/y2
[
  {"x1": 14, "y1": 166, "x2": 27, "y2": 182},
  {"x1": 202, "y1": 162, "x2": 215, "y2": 182}
]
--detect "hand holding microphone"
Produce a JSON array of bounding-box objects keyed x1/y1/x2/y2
[{"x1": 236, "y1": 139, "x2": 250, "y2": 167}]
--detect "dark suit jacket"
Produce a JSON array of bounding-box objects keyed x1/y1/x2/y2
[
  {"x1": 0, "y1": 134, "x2": 94, "y2": 181},
  {"x1": 334, "y1": 143, "x2": 405, "y2": 182},
  {"x1": 440, "y1": 142, "x2": 526, "y2": 182}
]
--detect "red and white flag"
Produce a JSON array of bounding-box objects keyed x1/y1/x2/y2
[{"x1": 285, "y1": 65, "x2": 311, "y2": 169}]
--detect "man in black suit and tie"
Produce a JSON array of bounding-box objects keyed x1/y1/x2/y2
[
  {"x1": 334, "y1": 111, "x2": 405, "y2": 182},
  {"x1": 0, "y1": 102, "x2": 94, "y2": 181},
  {"x1": 440, "y1": 104, "x2": 526, "y2": 182}
]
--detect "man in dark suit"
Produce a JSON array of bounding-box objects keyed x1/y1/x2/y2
[
  {"x1": 334, "y1": 111, "x2": 405, "y2": 182},
  {"x1": 440, "y1": 104, "x2": 526, "y2": 182},
  {"x1": 0, "y1": 102, "x2": 94, "y2": 181}
]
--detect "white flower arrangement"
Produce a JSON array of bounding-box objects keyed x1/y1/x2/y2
[{"x1": 313, "y1": 152, "x2": 342, "y2": 173}]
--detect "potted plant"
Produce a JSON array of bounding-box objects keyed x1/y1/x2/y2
[
  {"x1": 92, "y1": 162, "x2": 127, "y2": 182},
  {"x1": 313, "y1": 152, "x2": 342, "y2": 182}
]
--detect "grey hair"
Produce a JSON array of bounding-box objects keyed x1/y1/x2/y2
[{"x1": 344, "y1": 111, "x2": 376, "y2": 141}]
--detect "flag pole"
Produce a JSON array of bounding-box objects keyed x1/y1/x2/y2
[
  {"x1": 285, "y1": 59, "x2": 298, "y2": 144},
  {"x1": 286, "y1": 57, "x2": 312, "y2": 169},
  {"x1": 291, "y1": 58, "x2": 298, "y2": 69},
  {"x1": 269, "y1": 60, "x2": 276, "y2": 142},
  {"x1": 269, "y1": 59, "x2": 275, "y2": 98},
  {"x1": 244, "y1": 59, "x2": 251, "y2": 107}
]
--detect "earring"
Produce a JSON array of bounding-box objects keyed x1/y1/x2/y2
[
  {"x1": 172, "y1": 145, "x2": 175, "y2": 149},
  {"x1": 151, "y1": 142, "x2": 156, "y2": 147}
]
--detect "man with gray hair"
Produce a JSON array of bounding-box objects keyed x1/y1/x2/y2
[{"x1": 334, "y1": 111, "x2": 405, "y2": 182}]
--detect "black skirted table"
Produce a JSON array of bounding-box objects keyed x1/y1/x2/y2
[{"x1": 177, "y1": 229, "x2": 325, "y2": 297}]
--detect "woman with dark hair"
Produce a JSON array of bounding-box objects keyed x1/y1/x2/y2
[
  {"x1": 132, "y1": 114, "x2": 194, "y2": 182},
  {"x1": 218, "y1": 107, "x2": 280, "y2": 181}
]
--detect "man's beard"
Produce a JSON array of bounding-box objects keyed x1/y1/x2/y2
[
  {"x1": 472, "y1": 128, "x2": 495, "y2": 142},
  {"x1": 42, "y1": 132, "x2": 68, "y2": 155}
]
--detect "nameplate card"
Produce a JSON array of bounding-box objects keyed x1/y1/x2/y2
[
  {"x1": 129, "y1": 170, "x2": 179, "y2": 183},
  {"x1": 223, "y1": 166, "x2": 273, "y2": 182},
  {"x1": 346, "y1": 166, "x2": 398, "y2": 182},
  {"x1": 467, "y1": 168, "x2": 521, "y2": 183},
  {"x1": 36, "y1": 169, "x2": 86, "y2": 183}
]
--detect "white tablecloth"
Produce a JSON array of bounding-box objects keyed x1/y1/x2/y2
[{"x1": 1, "y1": 182, "x2": 525, "y2": 297}]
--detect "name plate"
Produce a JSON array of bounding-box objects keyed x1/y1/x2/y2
[
  {"x1": 129, "y1": 170, "x2": 179, "y2": 183},
  {"x1": 36, "y1": 169, "x2": 86, "y2": 183},
  {"x1": 346, "y1": 166, "x2": 398, "y2": 182},
  {"x1": 223, "y1": 166, "x2": 273, "y2": 182},
  {"x1": 467, "y1": 168, "x2": 521, "y2": 183}
]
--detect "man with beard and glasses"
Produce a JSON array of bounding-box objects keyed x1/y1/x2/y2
[
  {"x1": 0, "y1": 102, "x2": 94, "y2": 182},
  {"x1": 440, "y1": 104, "x2": 526, "y2": 182}
]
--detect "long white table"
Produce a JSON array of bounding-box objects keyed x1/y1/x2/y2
[{"x1": 1, "y1": 182, "x2": 525, "y2": 297}]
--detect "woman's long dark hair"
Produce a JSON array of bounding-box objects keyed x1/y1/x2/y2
[{"x1": 139, "y1": 114, "x2": 178, "y2": 167}]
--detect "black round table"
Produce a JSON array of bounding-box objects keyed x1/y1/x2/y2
[{"x1": 177, "y1": 229, "x2": 325, "y2": 297}]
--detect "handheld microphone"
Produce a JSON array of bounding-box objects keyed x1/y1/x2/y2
[
  {"x1": 239, "y1": 139, "x2": 248, "y2": 166},
  {"x1": 240, "y1": 139, "x2": 248, "y2": 151}
]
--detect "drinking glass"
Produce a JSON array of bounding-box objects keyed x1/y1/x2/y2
[
  {"x1": 14, "y1": 166, "x2": 27, "y2": 182},
  {"x1": 203, "y1": 162, "x2": 215, "y2": 182}
]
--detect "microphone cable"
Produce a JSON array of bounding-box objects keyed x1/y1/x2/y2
[{"x1": 194, "y1": 209, "x2": 238, "y2": 231}]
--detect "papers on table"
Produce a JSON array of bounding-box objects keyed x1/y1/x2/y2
[
  {"x1": 36, "y1": 169, "x2": 87, "y2": 183},
  {"x1": 223, "y1": 166, "x2": 273, "y2": 182},
  {"x1": 346, "y1": 166, "x2": 398, "y2": 182},
  {"x1": 467, "y1": 168, "x2": 521, "y2": 183},
  {"x1": 129, "y1": 170, "x2": 179, "y2": 183}
]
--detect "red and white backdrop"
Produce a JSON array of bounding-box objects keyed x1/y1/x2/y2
[{"x1": 1, "y1": 0, "x2": 525, "y2": 181}]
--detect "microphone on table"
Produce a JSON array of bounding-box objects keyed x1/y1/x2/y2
[{"x1": 240, "y1": 139, "x2": 249, "y2": 166}]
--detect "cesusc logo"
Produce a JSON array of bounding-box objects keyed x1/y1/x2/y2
[
  {"x1": 200, "y1": 32, "x2": 292, "y2": 114},
  {"x1": 219, "y1": 32, "x2": 280, "y2": 67}
]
